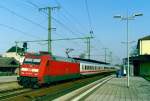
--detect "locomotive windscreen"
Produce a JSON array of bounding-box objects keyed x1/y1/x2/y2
[{"x1": 24, "y1": 58, "x2": 41, "y2": 65}]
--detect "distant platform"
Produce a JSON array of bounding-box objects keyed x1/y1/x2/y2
[
  {"x1": 0, "y1": 76, "x2": 17, "y2": 83},
  {"x1": 82, "y1": 76, "x2": 150, "y2": 101}
]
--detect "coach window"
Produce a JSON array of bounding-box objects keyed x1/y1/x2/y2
[
  {"x1": 82, "y1": 65, "x2": 84, "y2": 70},
  {"x1": 83, "y1": 65, "x2": 85, "y2": 70}
]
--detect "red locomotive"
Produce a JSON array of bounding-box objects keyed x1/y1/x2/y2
[{"x1": 17, "y1": 52, "x2": 116, "y2": 88}]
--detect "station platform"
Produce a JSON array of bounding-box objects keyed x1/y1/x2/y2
[
  {"x1": 0, "y1": 76, "x2": 17, "y2": 83},
  {"x1": 82, "y1": 76, "x2": 150, "y2": 101}
]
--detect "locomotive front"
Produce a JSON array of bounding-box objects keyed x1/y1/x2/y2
[{"x1": 17, "y1": 53, "x2": 41, "y2": 88}]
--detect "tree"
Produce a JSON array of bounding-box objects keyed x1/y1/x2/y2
[
  {"x1": 79, "y1": 53, "x2": 86, "y2": 59},
  {"x1": 130, "y1": 45, "x2": 138, "y2": 57}
]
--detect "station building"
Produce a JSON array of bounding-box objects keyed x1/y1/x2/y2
[
  {"x1": 134, "y1": 35, "x2": 150, "y2": 76},
  {"x1": 0, "y1": 57, "x2": 19, "y2": 74},
  {"x1": 0, "y1": 46, "x2": 24, "y2": 74},
  {"x1": 3, "y1": 46, "x2": 25, "y2": 64},
  {"x1": 126, "y1": 35, "x2": 150, "y2": 76}
]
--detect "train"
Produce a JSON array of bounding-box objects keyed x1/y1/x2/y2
[{"x1": 17, "y1": 52, "x2": 117, "y2": 88}]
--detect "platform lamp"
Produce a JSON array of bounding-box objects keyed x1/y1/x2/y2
[{"x1": 113, "y1": 12, "x2": 143, "y2": 88}]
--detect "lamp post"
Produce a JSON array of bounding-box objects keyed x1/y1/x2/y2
[{"x1": 114, "y1": 12, "x2": 143, "y2": 88}]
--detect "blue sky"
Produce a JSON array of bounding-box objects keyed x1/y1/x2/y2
[{"x1": 0, "y1": 0, "x2": 149, "y2": 64}]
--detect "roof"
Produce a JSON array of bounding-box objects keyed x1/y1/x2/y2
[
  {"x1": 7, "y1": 46, "x2": 23, "y2": 53},
  {"x1": 139, "y1": 35, "x2": 150, "y2": 40},
  {"x1": 0, "y1": 57, "x2": 19, "y2": 68},
  {"x1": 52, "y1": 56, "x2": 78, "y2": 63},
  {"x1": 132, "y1": 55, "x2": 150, "y2": 62},
  {"x1": 73, "y1": 58, "x2": 110, "y2": 64},
  {"x1": 25, "y1": 52, "x2": 78, "y2": 63}
]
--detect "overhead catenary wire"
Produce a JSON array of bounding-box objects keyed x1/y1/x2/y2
[
  {"x1": 85, "y1": 0, "x2": 93, "y2": 32},
  {"x1": 57, "y1": 1, "x2": 102, "y2": 57},
  {"x1": 22, "y1": 0, "x2": 86, "y2": 52},
  {"x1": 0, "y1": 4, "x2": 47, "y2": 31},
  {"x1": 0, "y1": 24, "x2": 42, "y2": 39},
  {"x1": 0, "y1": 2, "x2": 70, "y2": 52},
  {"x1": 55, "y1": 0, "x2": 88, "y2": 35},
  {"x1": 0, "y1": 1, "x2": 77, "y2": 47},
  {"x1": 56, "y1": 10, "x2": 85, "y2": 36},
  {"x1": 55, "y1": 0, "x2": 121, "y2": 63},
  {"x1": 23, "y1": 0, "x2": 83, "y2": 37},
  {"x1": 1, "y1": 0, "x2": 118, "y2": 61},
  {"x1": 22, "y1": 0, "x2": 87, "y2": 54},
  {"x1": 55, "y1": 0, "x2": 119, "y2": 62}
]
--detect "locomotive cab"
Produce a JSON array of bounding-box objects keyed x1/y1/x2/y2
[
  {"x1": 17, "y1": 53, "x2": 41, "y2": 88},
  {"x1": 20, "y1": 57, "x2": 40, "y2": 77}
]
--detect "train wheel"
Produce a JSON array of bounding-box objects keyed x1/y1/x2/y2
[{"x1": 32, "y1": 83, "x2": 40, "y2": 89}]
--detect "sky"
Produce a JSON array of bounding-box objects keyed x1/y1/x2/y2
[{"x1": 0, "y1": 0, "x2": 149, "y2": 64}]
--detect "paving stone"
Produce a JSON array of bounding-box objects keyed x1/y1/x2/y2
[{"x1": 83, "y1": 76, "x2": 150, "y2": 101}]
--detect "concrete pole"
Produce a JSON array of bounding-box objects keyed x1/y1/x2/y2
[{"x1": 127, "y1": 13, "x2": 130, "y2": 88}]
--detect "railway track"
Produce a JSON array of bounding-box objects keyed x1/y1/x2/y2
[
  {"x1": 0, "y1": 81, "x2": 23, "y2": 93},
  {"x1": 3, "y1": 73, "x2": 113, "y2": 101},
  {"x1": 0, "y1": 88, "x2": 32, "y2": 101}
]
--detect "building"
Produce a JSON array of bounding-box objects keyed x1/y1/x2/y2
[
  {"x1": 138, "y1": 35, "x2": 150, "y2": 55},
  {"x1": 0, "y1": 57, "x2": 19, "y2": 74},
  {"x1": 3, "y1": 46, "x2": 25, "y2": 64},
  {"x1": 131, "y1": 35, "x2": 150, "y2": 76}
]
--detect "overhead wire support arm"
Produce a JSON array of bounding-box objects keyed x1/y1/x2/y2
[
  {"x1": 15, "y1": 36, "x2": 94, "y2": 43},
  {"x1": 15, "y1": 36, "x2": 94, "y2": 59}
]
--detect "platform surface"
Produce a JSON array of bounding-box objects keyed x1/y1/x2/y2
[
  {"x1": 82, "y1": 76, "x2": 150, "y2": 101},
  {"x1": 0, "y1": 76, "x2": 17, "y2": 83}
]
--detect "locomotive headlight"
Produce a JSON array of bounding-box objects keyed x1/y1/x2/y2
[
  {"x1": 21, "y1": 68, "x2": 28, "y2": 71},
  {"x1": 31, "y1": 69, "x2": 39, "y2": 72}
]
